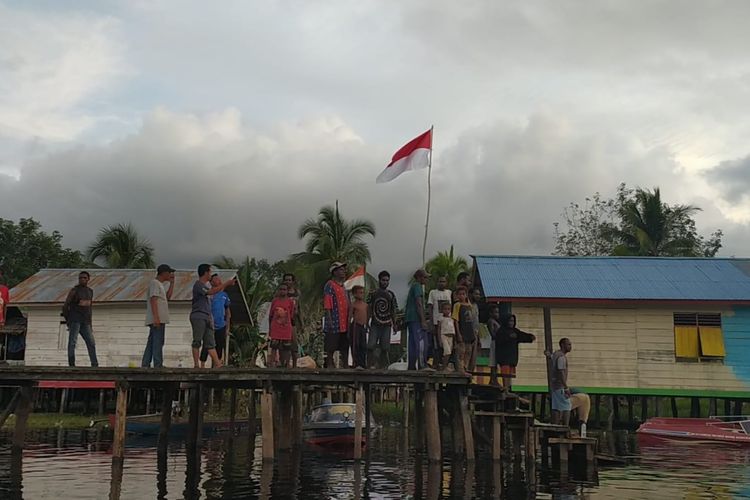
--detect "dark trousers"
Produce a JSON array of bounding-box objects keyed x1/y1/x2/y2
[
  {"x1": 142, "y1": 324, "x2": 165, "y2": 367},
  {"x1": 350, "y1": 323, "x2": 367, "y2": 368},
  {"x1": 407, "y1": 321, "x2": 428, "y2": 370},
  {"x1": 67, "y1": 322, "x2": 98, "y2": 367}
]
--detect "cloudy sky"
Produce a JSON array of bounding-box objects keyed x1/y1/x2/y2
[{"x1": 2, "y1": 0, "x2": 749, "y2": 292}]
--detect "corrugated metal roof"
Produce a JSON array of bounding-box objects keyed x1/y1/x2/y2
[
  {"x1": 9, "y1": 269, "x2": 239, "y2": 304},
  {"x1": 474, "y1": 256, "x2": 750, "y2": 301}
]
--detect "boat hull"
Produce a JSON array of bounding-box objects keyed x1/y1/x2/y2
[
  {"x1": 637, "y1": 417, "x2": 750, "y2": 445},
  {"x1": 107, "y1": 415, "x2": 248, "y2": 437}
]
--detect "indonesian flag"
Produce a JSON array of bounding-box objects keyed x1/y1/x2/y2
[
  {"x1": 376, "y1": 128, "x2": 432, "y2": 183},
  {"x1": 344, "y1": 265, "x2": 366, "y2": 290}
]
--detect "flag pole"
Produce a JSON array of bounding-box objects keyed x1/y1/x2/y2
[{"x1": 421, "y1": 125, "x2": 434, "y2": 266}]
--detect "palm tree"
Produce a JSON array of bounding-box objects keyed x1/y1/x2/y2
[
  {"x1": 607, "y1": 188, "x2": 701, "y2": 256},
  {"x1": 87, "y1": 223, "x2": 155, "y2": 268},
  {"x1": 425, "y1": 245, "x2": 470, "y2": 289}
]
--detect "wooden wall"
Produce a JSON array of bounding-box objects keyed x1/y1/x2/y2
[
  {"x1": 24, "y1": 303, "x2": 198, "y2": 367},
  {"x1": 509, "y1": 304, "x2": 749, "y2": 393}
]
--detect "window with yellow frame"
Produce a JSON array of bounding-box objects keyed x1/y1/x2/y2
[{"x1": 673, "y1": 313, "x2": 725, "y2": 361}]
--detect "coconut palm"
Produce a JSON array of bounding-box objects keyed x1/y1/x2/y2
[
  {"x1": 606, "y1": 188, "x2": 701, "y2": 256},
  {"x1": 297, "y1": 202, "x2": 376, "y2": 266},
  {"x1": 87, "y1": 223, "x2": 155, "y2": 268},
  {"x1": 425, "y1": 245, "x2": 470, "y2": 290}
]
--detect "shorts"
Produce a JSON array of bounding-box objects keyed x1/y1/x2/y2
[
  {"x1": 325, "y1": 331, "x2": 349, "y2": 353},
  {"x1": 441, "y1": 334, "x2": 454, "y2": 356},
  {"x1": 270, "y1": 339, "x2": 293, "y2": 351},
  {"x1": 190, "y1": 318, "x2": 216, "y2": 349},
  {"x1": 499, "y1": 365, "x2": 516, "y2": 378},
  {"x1": 551, "y1": 388, "x2": 572, "y2": 411}
]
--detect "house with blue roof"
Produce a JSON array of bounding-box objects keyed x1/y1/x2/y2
[{"x1": 472, "y1": 256, "x2": 750, "y2": 398}]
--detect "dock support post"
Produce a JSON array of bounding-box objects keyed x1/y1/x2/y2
[
  {"x1": 539, "y1": 394, "x2": 547, "y2": 421},
  {"x1": 291, "y1": 386, "x2": 303, "y2": 449},
  {"x1": 186, "y1": 384, "x2": 205, "y2": 453},
  {"x1": 229, "y1": 387, "x2": 238, "y2": 434},
  {"x1": 354, "y1": 383, "x2": 364, "y2": 460},
  {"x1": 414, "y1": 386, "x2": 425, "y2": 453},
  {"x1": 612, "y1": 396, "x2": 620, "y2": 425},
  {"x1": 709, "y1": 398, "x2": 717, "y2": 417},
  {"x1": 248, "y1": 387, "x2": 257, "y2": 439},
  {"x1": 98, "y1": 389, "x2": 106, "y2": 416},
  {"x1": 458, "y1": 388, "x2": 475, "y2": 460},
  {"x1": 12, "y1": 386, "x2": 33, "y2": 453},
  {"x1": 59, "y1": 388, "x2": 68, "y2": 414},
  {"x1": 112, "y1": 382, "x2": 129, "y2": 462},
  {"x1": 365, "y1": 383, "x2": 372, "y2": 448},
  {"x1": 278, "y1": 384, "x2": 293, "y2": 451},
  {"x1": 157, "y1": 385, "x2": 174, "y2": 452},
  {"x1": 261, "y1": 385, "x2": 274, "y2": 461},
  {"x1": 424, "y1": 384, "x2": 441, "y2": 462},
  {"x1": 594, "y1": 395, "x2": 601, "y2": 425},
  {"x1": 451, "y1": 390, "x2": 465, "y2": 456},
  {"x1": 671, "y1": 397, "x2": 679, "y2": 417},
  {"x1": 641, "y1": 396, "x2": 648, "y2": 422},
  {"x1": 0, "y1": 389, "x2": 21, "y2": 429},
  {"x1": 654, "y1": 397, "x2": 661, "y2": 417},
  {"x1": 627, "y1": 396, "x2": 634, "y2": 423},
  {"x1": 491, "y1": 415, "x2": 502, "y2": 461}
]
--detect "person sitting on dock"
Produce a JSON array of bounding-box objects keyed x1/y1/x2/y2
[
  {"x1": 550, "y1": 337, "x2": 573, "y2": 426},
  {"x1": 349, "y1": 285, "x2": 368, "y2": 369},
  {"x1": 189, "y1": 264, "x2": 235, "y2": 369},
  {"x1": 495, "y1": 313, "x2": 536, "y2": 393},
  {"x1": 142, "y1": 264, "x2": 175, "y2": 368},
  {"x1": 324, "y1": 262, "x2": 350, "y2": 368},
  {"x1": 269, "y1": 283, "x2": 296, "y2": 367},
  {"x1": 62, "y1": 271, "x2": 99, "y2": 367}
]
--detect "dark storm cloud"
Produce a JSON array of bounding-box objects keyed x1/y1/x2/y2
[{"x1": 707, "y1": 156, "x2": 750, "y2": 203}]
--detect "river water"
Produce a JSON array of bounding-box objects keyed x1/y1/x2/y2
[{"x1": 1, "y1": 427, "x2": 749, "y2": 499}]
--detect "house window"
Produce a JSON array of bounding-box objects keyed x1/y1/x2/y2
[{"x1": 673, "y1": 313, "x2": 725, "y2": 361}]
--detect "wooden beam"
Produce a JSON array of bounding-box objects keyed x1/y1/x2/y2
[
  {"x1": 12, "y1": 386, "x2": 33, "y2": 453},
  {"x1": 424, "y1": 385, "x2": 441, "y2": 462},
  {"x1": 261, "y1": 387, "x2": 274, "y2": 461},
  {"x1": 354, "y1": 383, "x2": 364, "y2": 460},
  {"x1": 112, "y1": 382, "x2": 128, "y2": 461}
]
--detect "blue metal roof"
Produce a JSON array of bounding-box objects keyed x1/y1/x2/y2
[{"x1": 474, "y1": 256, "x2": 750, "y2": 302}]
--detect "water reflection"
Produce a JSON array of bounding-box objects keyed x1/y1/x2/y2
[{"x1": 2, "y1": 428, "x2": 750, "y2": 498}]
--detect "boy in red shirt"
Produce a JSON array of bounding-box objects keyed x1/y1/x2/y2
[{"x1": 268, "y1": 283, "x2": 296, "y2": 368}]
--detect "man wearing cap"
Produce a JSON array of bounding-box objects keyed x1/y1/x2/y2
[
  {"x1": 405, "y1": 269, "x2": 431, "y2": 370},
  {"x1": 142, "y1": 264, "x2": 175, "y2": 367},
  {"x1": 323, "y1": 262, "x2": 350, "y2": 368}
]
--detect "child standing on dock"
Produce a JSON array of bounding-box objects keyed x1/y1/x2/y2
[
  {"x1": 349, "y1": 285, "x2": 368, "y2": 369},
  {"x1": 452, "y1": 286, "x2": 475, "y2": 375},
  {"x1": 269, "y1": 283, "x2": 296, "y2": 367},
  {"x1": 436, "y1": 301, "x2": 455, "y2": 370},
  {"x1": 495, "y1": 314, "x2": 536, "y2": 392}
]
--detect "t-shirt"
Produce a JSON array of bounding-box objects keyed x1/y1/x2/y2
[
  {"x1": 323, "y1": 280, "x2": 349, "y2": 333},
  {"x1": 145, "y1": 279, "x2": 169, "y2": 326},
  {"x1": 64, "y1": 285, "x2": 93, "y2": 324},
  {"x1": 0, "y1": 285, "x2": 9, "y2": 324},
  {"x1": 211, "y1": 291, "x2": 231, "y2": 329},
  {"x1": 404, "y1": 283, "x2": 424, "y2": 323},
  {"x1": 452, "y1": 302, "x2": 475, "y2": 343},
  {"x1": 352, "y1": 300, "x2": 368, "y2": 326},
  {"x1": 269, "y1": 297, "x2": 295, "y2": 340},
  {"x1": 438, "y1": 316, "x2": 455, "y2": 336},
  {"x1": 427, "y1": 289, "x2": 452, "y2": 325},
  {"x1": 550, "y1": 350, "x2": 568, "y2": 391},
  {"x1": 190, "y1": 280, "x2": 212, "y2": 321},
  {"x1": 368, "y1": 288, "x2": 397, "y2": 326}
]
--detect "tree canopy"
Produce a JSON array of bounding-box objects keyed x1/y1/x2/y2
[
  {"x1": 425, "y1": 245, "x2": 470, "y2": 290},
  {"x1": 553, "y1": 184, "x2": 722, "y2": 257},
  {"x1": 87, "y1": 223, "x2": 155, "y2": 269}
]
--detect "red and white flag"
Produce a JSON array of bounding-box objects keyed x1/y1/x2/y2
[
  {"x1": 344, "y1": 265, "x2": 366, "y2": 290},
  {"x1": 376, "y1": 128, "x2": 432, "y2": 183}
]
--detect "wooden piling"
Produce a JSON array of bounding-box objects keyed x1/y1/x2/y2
[
  {"x1": 654, "y1": 397, "x2": 661, "y2": 417},
  {"x1": 261, "y1": 386, "x2": 274, "y2": 461},
  {"x1": 354, "y1": 383, "x2": 364, "y2": 460},
  {"x1": 12, "y1": 386, "x2": 33, "y2": 453},
  {"x1": 709, "y1": 398, "x2": 717, "y2": 417},
  {"x1": 594, "y1": 394, "x2": 601, "y2": 426},
  {"x1": 112, "y1": 382, "x2": 129, "y2": 461},
  {"x1": 157, "y1": 387, "x2": 173, "y2": 452},
  {"x1": 612, "y1": 395, "x2": 620, "y2": 425},
  {"x1": 98, "y1": 389, "x2": 106, "y2": 415},
  {"x1": 491, "y1": 415, "x2": 502, "y2": 461},
  {"x1": 414, "y1": 387, "x2": 425, "y2": 452},
  {"x1": 59, "y1": 388, "x2": 68, "y2": 414},
  {"x1": 186, "y1": 384, "x2": 205, "y2": 452},
  {"x1": 627, "y1": 396, "x2": 634, "y2": 423},
  {"x1": 640, "y1": 396, "x2": 648, "y2": 422},
  {"x1": 0, "y1": 388, "x2": 21, "y2": 429},
  {"x1": 671, "y1": 397, "x2": 679, "y2": 417},
  {"x1": 248, "y1": 387, "x2": 257, "y2": 438},
  {"x1": 458, "y1": 388, "x2": 475, "y2": 460},
  {"x1": 451, "y1": 393, "x2": 465, "y2": 455},
  {"x1": 291, "y1": 386, "x2": 303, "y2": 449},
  {"x1": 278, "y1": 385, "x2": 293, "y2": 451},
  {"x1": 229, "y1": 387, "x2": 238, "y2": 433},
  {"x1": 691, "y1": 397, "x2": 701, "y2": 417},
  {"x1": 424, "y1": 384, "x2": 441, "y2": 462},
  {"x1": 724, "y1": 398, "x2": 732, "y2": 416}
]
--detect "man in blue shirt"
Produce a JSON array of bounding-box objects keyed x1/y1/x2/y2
[
  {"x1": 405, "y1": 268, "x2": 430, "y2": 370},
  {"x1": 201, "y1": 273, "x2": 232, "y2": 367}
]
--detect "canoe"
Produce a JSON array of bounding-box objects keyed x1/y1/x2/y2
[{"x1": 106, "y1": 414, "x2": 249, "y2": 437}]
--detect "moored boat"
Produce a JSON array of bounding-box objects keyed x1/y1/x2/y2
[
  {"x1": 302, "y1": 403, "x2": 377, "y2": 448},
  {"x1": 106, "y1": 413, "x2": 248, "y2": 437},
  {"x1": 637, "y1": 417, "x2": 750, "y2": 445}
]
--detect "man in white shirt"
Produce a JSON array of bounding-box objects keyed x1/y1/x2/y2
[
  {"x1": 142, "y1": 264, "x2": 175, "y2": 367},
  {"x1": 427, "y1": 276, "x2": 452, "y2": 364}
]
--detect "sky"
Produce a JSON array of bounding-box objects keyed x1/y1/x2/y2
[{"x1": 1, "y1": 0, "x2": 750, "y2": 296}]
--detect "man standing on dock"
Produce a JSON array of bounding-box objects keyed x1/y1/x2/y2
[
  {"x1": 406, "y1": 268, "x2": 431, "y2": 370},
  {"x1": 550, "y1": 337, "x2": 573, "y2": 426},
  {"x1": 62, "y1": 271, "x2": 98, "y2": 367},
  {"x1": 142, "y1": 264, "x2": 175, "y2": 368},
  {"x1": 367, "y1": 270, "x2": 398, "y2": 369},
  {"x1": 190, "y1": 264, "x2": 235, "y2": 369},
  {"x1": 323, "y1": 262, "x2": 350, "y2": 368}
]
